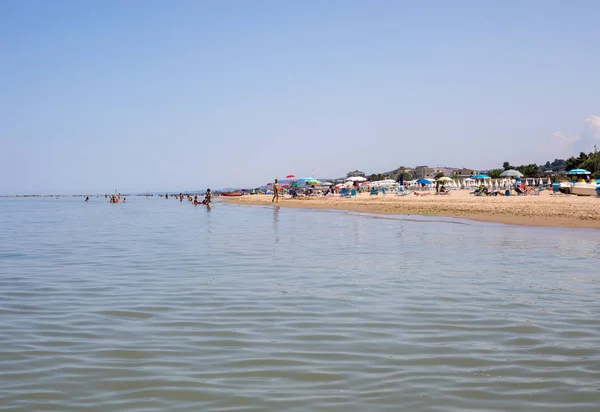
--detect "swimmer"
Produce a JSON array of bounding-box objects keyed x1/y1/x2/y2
[{"x1": 85, "y1": 196, "x2": 89, "y2": 202}]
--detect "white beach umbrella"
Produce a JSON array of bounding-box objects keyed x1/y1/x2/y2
[
  {"x1": 547, "y1": 177, "x2": 552, "y2": 185},
  {"x1": 346, "y1": 176, "x2": 366, "y2": 182}
]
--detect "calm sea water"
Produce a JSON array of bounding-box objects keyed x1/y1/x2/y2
[{"x1": 1, "y1": 197, "x2": 599, "y2": 411}]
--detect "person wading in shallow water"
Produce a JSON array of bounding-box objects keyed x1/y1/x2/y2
[
  {"x1": 272, "y1": 179, "x2": 279, "y2": 203},
  {"x1": 203, "y1": 189, "x2": 212, "y2": 205}
]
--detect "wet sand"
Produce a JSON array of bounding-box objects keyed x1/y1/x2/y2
[{"x1": 223, "y1": 190, "x2": 600, "y2": 229}]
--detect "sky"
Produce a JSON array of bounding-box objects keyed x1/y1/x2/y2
[{"x1": 1, "y1": 0, "x2": 599, "y2": 194}]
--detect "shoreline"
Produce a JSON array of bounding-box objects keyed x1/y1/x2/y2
[{"x1": 222, "y1": 193, "x2": 600, "y2": 229}]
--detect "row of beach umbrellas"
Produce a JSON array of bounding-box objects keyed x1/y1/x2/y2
[{"x1": 269, "y1": 168, "x2": 592, "y2": 190}]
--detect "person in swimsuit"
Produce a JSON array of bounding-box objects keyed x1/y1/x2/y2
[
  {"x1": 203, "y1": 189, "x2": 212, "y2": 205},
  {"x1": 272, "y1": 179, "x2": 279, "y2": 203}
]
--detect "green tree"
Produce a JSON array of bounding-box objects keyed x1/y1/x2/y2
[
  {"x1": 502, "y1": 161, "x2": 512, "y2": 170},
  {"x1": 488, "y1": 169, "x2": 503, "y2": 178},
  {"x1": 565, "y1": 156, "x2": 580, "y2": 171},
  {"x1": 516, "y1": 164, "x2": 539, "y2": 177}
]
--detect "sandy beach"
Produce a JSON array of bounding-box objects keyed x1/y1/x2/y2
[{"x1": 223, "y1": 190, "x2": 600, "y2": 229}]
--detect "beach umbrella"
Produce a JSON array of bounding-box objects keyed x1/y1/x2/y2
[
  {"x1": 286, "y1": 174, "x2": 295, "y2": 179},
  {"x1": 499, "y1": 169, "x2": 523, "y2": 178},
  {"x1": 472, "y1": 174, "x2": 491, "y2": 180},
  {"x1": 322, "y1": 182, "x2": 333, "y2": 186},
  {"x1": 308, "y1": 179, "x2": 321, "y2": 185},
  {"x1": 298, "y1": 177, "x2": 313, "y2": 181},
  {"x1": 437, "y1": 176, "x2": 452, "y2": 183},
  {"x1": 567, "y1": 168, "x2": 590, "y2": 175},
  {"x1": 266, "y1": 182, "x2": 272, "y2": 186},
  {"x1": 346, "y1": 176, "x2": 367, "y2": 182},
  {"x1": 416, "y1": 178, "x2": 432, "y2": 185},
  {"x1": 547, "y1": 177, "x2": 552, "y2": 185}
]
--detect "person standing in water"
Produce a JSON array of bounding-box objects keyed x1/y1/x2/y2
[
  {"x1": 272, "y1": 179, "x2": 279, "y2": 203},
  {"x1": 203, "y1": 189, "x2": 212, "y2": 205},
  {"x1": 85, "y1": 196, "x2": 89, "y2": 202}
]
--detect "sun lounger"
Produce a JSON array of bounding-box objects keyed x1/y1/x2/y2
[
  {"x1": 470, "y1": 186, "x2": 485, "y2": 196},
  {"x1": 370, "y1": 189, "x2": 379, "y2": 196},
  {"x1": 395, "y1": 186, "x2": 410, "y2": 196},
  {"x1": 514, "y1": 186, "x2": 527, "y2": 195},
  {"x1": 350, "y1": 189, "x2": 357, "y2": 197}
]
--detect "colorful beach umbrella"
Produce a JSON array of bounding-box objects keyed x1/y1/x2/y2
[{"x1": 286, "y1": 174, "x2": 295, "y2": 179}]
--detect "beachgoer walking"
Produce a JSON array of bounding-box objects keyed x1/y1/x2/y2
[{"x1": 272, "y1": 179, "x2": 279, "y2": 203}]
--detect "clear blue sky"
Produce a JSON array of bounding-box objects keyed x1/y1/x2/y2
[{"x1": 1, "y1": 0, "x2": 599, "y2": 194}]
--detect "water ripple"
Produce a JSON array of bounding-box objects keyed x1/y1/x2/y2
[{"x1": 0, "y1": 197, "x2": 599, "y2": 411}]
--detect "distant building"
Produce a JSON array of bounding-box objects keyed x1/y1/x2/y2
[
  {"x1": 452, "y1": 168, "x2": 478, "y2": 178},
  {"x1": 346, "y1": 170, "x2": 366, "y2": 178},
  {"x1": 414, "y1": 165, "x2": 435, "y2": 179}
]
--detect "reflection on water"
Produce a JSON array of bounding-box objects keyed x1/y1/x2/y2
[{"x1": 0, "y1": 197, "x2": 599, "y2": 411}]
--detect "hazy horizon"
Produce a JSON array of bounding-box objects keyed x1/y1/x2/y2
[{"x1": 2, "y1": 0, "x2": 599, "y2": 194}]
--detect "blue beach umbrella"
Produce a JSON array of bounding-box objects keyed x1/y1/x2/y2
[
  {"x1": 472, "y1": 174, "x2": 491, "y2": 180},
  {"x1": 298, "y1": 177, "x2": 313, "y2": 181},
  {"x1": 416, "y1": 178, "x2": 432, "y2": 185},
  {"x1": 567, "y1": 169, "x2": 591, "y2": 175}
]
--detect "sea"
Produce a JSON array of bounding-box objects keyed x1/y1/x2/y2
[{"x1": 1, "y1": 196, "x2": 599, "y2": 411}]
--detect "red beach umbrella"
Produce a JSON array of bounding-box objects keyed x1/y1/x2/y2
[{"x1": 286, "y1": 174, "x2": 295, "y2": 179}]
